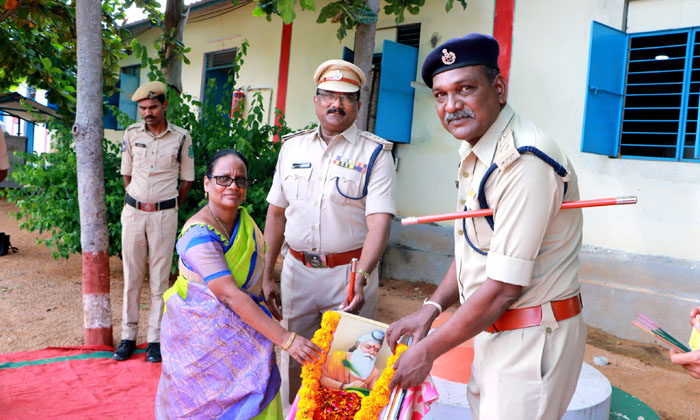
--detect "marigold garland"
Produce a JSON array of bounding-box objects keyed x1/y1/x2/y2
[
  {"x1": 296, "y1": 310, "x2": 341, "y2": 420},
  {"x1": 353, "y1": 343, "x2": 409, "y2": 420}
]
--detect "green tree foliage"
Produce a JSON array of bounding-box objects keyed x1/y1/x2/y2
[
  {"x1": 3, "y1": 41, "x2": 295, "y2": 260},
  {"x1": 0, "y1": 0, "x2": 131, "y2": 122},
  {"x1": 253, "y1": 0, "x2": 467, "y2": 41}
]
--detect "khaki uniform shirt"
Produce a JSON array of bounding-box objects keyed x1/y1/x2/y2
[
  {"x1": 0, "y1": 129, "x2": 9, "y2": 171},
  {"x1": 455, "y1": 105, "x2": 582, "y2": 308},
  {"x1": 120, "y1": 121, "x2": 195, "y2": 202},
  {"x1": 267, "y1": 124, "x2": 396, "y2": 253}
]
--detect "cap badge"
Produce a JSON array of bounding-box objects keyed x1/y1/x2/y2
[
  {"x1": 441, "y1": 49, "x2": 456, "y2": 65},
  {"x1": 147, "y1": 91, "x2": 156, "y2": 99},
  {"x1": 332, "y1": 70, "x2": 344, "y2": 81}
]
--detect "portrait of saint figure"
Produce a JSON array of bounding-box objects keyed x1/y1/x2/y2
[{"x1": 320, "y1": 329, "x2": 385, "y2": 391}]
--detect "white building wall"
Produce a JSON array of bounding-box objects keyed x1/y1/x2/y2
[
  {"x1": 508, "y1": 0, "x2": 700, "y2": 261},
  {"x1": 114, "y1": 0, "x2": 700, "y2": 261}
]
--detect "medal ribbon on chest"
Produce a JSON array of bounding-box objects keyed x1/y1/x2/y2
[{"x1": 332, "y1": 155, "x2": 367, "y2": 173}]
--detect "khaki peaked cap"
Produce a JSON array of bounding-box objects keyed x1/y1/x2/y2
[
  {"x1": 313, "y1": 59, "x2": 366, "y2": 93},
  {"x1": 131, "y1": 81, "x2": 166, "y2": 102}
]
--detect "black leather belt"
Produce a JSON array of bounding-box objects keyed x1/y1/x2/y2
[{"x1": 125, "y1": 193, "x2": 176, "y2": 212}]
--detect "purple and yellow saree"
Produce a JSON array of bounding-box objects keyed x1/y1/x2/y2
[{"x1": 155, "y1": 208, "x2": 282, "y2": 420}]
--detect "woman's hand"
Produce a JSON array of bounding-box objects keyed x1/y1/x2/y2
[
  {"x1": 262, "y1": 275, "x2": 282, "y2": 321},
  {"x1": 346, "y1": 379, "x2": 367, "y2": 389},
  {"x1": 670, "y1": 348, "x2": 700, "y2": 379},
  {"x1": 285, "y1": 333, "x2": 322, "y2": 365}
]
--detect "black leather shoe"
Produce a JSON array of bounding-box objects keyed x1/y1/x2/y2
[
  {"x1": 146, "y1": 342, "x2": 162, "y2": 363},
  {"x1": 113, "y1": 339, "x2": 136, "y2": 361}
]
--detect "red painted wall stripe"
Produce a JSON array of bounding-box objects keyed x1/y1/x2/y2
[
  {"x1": 274, "y1": 23, "x2": 293, "y2": 141},
  {"x1": 493, "y1": 0, "x2": 515, "y2": 83}
]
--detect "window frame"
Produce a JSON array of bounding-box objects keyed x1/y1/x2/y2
[{"x1": 582, "y1": 21, "x2": 700, "y2": 163}]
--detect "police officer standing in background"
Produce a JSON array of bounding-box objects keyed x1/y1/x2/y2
[
  {"x1": 114, "y1": 81, "x2": 194, "y2": 363},
  {"x1": 263, "y1": 59, "x2": 397, "y2": 409},
  {"x1": 387, "y1": 34, "x2": 586, "y2": 419}
]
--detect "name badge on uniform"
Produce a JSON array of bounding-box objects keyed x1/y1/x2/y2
[
  {"x1": 292, "y1": 162, "x2": 312, "y2": 169},
  {"x1": 134, "y1": 143, "x2": 147, "y2": 148},
  {"x1": 333, "y1": 155, "x2": 367, "y2": 173}
]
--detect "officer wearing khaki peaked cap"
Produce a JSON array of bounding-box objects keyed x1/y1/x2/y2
[
  {"x1": 387, "y1": 33, "x2": 586, "y2": 420},
  {"x1": 114, "y1": 80, "x2": 195, "y2": 364},
  {"x1": 263, "y1": 59, "x2": 397, "y2": 409}
]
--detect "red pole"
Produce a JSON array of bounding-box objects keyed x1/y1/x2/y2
[
  {"x1": 401, "y1": 196, "x2": 637, "y2": 226},
  {"x1": 349, "y1": 258, "x2": 358, "y2": 303},
  {"x1": 273, "y1": 23, "x2": 293, "y2": 142}
]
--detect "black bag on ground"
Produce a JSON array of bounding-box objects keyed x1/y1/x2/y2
[{"x1": 0, "y1": 232, "x2": 18, "y2": 256}]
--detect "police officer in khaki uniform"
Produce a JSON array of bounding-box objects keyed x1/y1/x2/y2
[
  {"x1": 387, "y1": 34, "x2": 586, "y2": 420},
  {"x1": 263, "y1": 59, "x2": 397, "y2": 409},
  {"x1": 114, "y1": 81, "x2": 195, "y2": 363}
]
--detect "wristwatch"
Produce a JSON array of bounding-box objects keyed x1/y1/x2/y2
[{"x1": 357, "y1": 268, "x2": 370, "y2": 286}]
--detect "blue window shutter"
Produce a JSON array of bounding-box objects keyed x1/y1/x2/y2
[
  {"x1": 103, "y1": 87, "x2": 119, "y2": 130},
  {"x1": 581, "y1": 21, "x2": 629, "y2": 156},
  {"x1": 118, "y1": 72, "x2": 140, "y2": 127},
  {"x1": 342, "y1": 47, "x2": 355, "y2": 63},
  {"x1": 375, "y1": 40, "x2": 418, "y2": 144}
]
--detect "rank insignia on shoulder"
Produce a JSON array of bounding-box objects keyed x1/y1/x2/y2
[
  {"x1": 333, "y1": 156, "x2": 367, "y2": 173},
  {"x1": 495, "y1": 128, "x2": 520, "y2": 170},
  {"x1": 292, "y1": 162, "x2": 312, "y2": 169}
]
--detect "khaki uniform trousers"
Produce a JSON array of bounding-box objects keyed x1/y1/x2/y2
[
  {"x1": 280, "y1": 255, "x2": 378, "y2": 411},
  {"x1": 467, "y1": 306, "x2": 586, "y2": 420},
  {"x1": 120, "y1": 204, "x2": 178, "y2": 343}
]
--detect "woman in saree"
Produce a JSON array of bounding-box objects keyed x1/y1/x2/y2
[{"x1": 156, "y1": 149, "x2": 321, "y2": 420}]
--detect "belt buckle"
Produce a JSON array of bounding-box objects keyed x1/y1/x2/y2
[
  {"x1": 142, "y1": 202, "x2": 154, "y2": 211},
  {"x1": 303, "y1": 252, "x2": 327, "y2": 268}
]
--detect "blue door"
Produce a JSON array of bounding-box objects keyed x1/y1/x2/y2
[
  {"x1": 374, "y1": 40, "x2": 418, "y2": 144},
  {"x1": 581, "y1": 21, "x2": 629, "y2": 156}
]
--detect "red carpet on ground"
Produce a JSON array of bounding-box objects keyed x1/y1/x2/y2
[{"x1": 0, "y1": 345, "x2": 160, "y2": 420}]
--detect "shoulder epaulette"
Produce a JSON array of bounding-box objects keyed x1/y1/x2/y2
[
  {"x1": 125, "y1": 122, "x2": 142, "y2": 132},
  {"x1": 358, "y1": 131, "x2": 393, "y2": 151},
  {"x1": 281, "y1": 128, "x2": 315, "y2": 143},
  {"x1": 494, "y1": 128, "x2": 520, "y2": 170},
  {"x1": 169, "y1": 123, "x2": 190, "y2": 137}
]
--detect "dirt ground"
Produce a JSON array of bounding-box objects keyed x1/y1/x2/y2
[{"x1": 1, "y1": 197, "x2": 698, "y2": 419}]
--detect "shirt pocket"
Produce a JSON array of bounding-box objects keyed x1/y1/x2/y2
[
  {"x1": 469, "y1": 217, "x2": 492, "y2": 251},
  {"x1": 132, "y1": 145, "x2": 148, "y2": 169},
  {"x1": 329, "y1": 165, "x2": 364, "y2": 203},
  {"x1": 283, "y1": 167, "x2": 312, "y2": 200},
  {"x1": 156, "y1": 141, "x2": 180, "y2": 170}
]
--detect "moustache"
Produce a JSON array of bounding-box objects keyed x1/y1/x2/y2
[
  {"x1": 444, "y1": 109, "x2": 475, "y2": 124},
  {"x1": 327, "y1": 108, "x2": 346, "y2": 116}
]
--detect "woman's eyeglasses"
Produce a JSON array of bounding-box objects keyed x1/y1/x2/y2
[{"x1": 208, "y1": 175, "x2": 255, "y2": 189}]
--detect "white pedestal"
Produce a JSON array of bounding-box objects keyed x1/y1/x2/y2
[{"x1": 425, "y1": 363, "x2": 611, "y2": 420}]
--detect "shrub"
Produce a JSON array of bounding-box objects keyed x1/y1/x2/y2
[{"x1": 3, "y1": 40, "x2": 303, "y2": 262}]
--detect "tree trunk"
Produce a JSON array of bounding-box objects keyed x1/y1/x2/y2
[
  {"x1": 74, "y1": 0, "x2": 112, "y2": 346},
  {"x1": 353, "y1": 0, "x2": 379, "y2": 132},
  {"x1": 163, "y1": 0, "x2": 186, "y2": 93}
]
